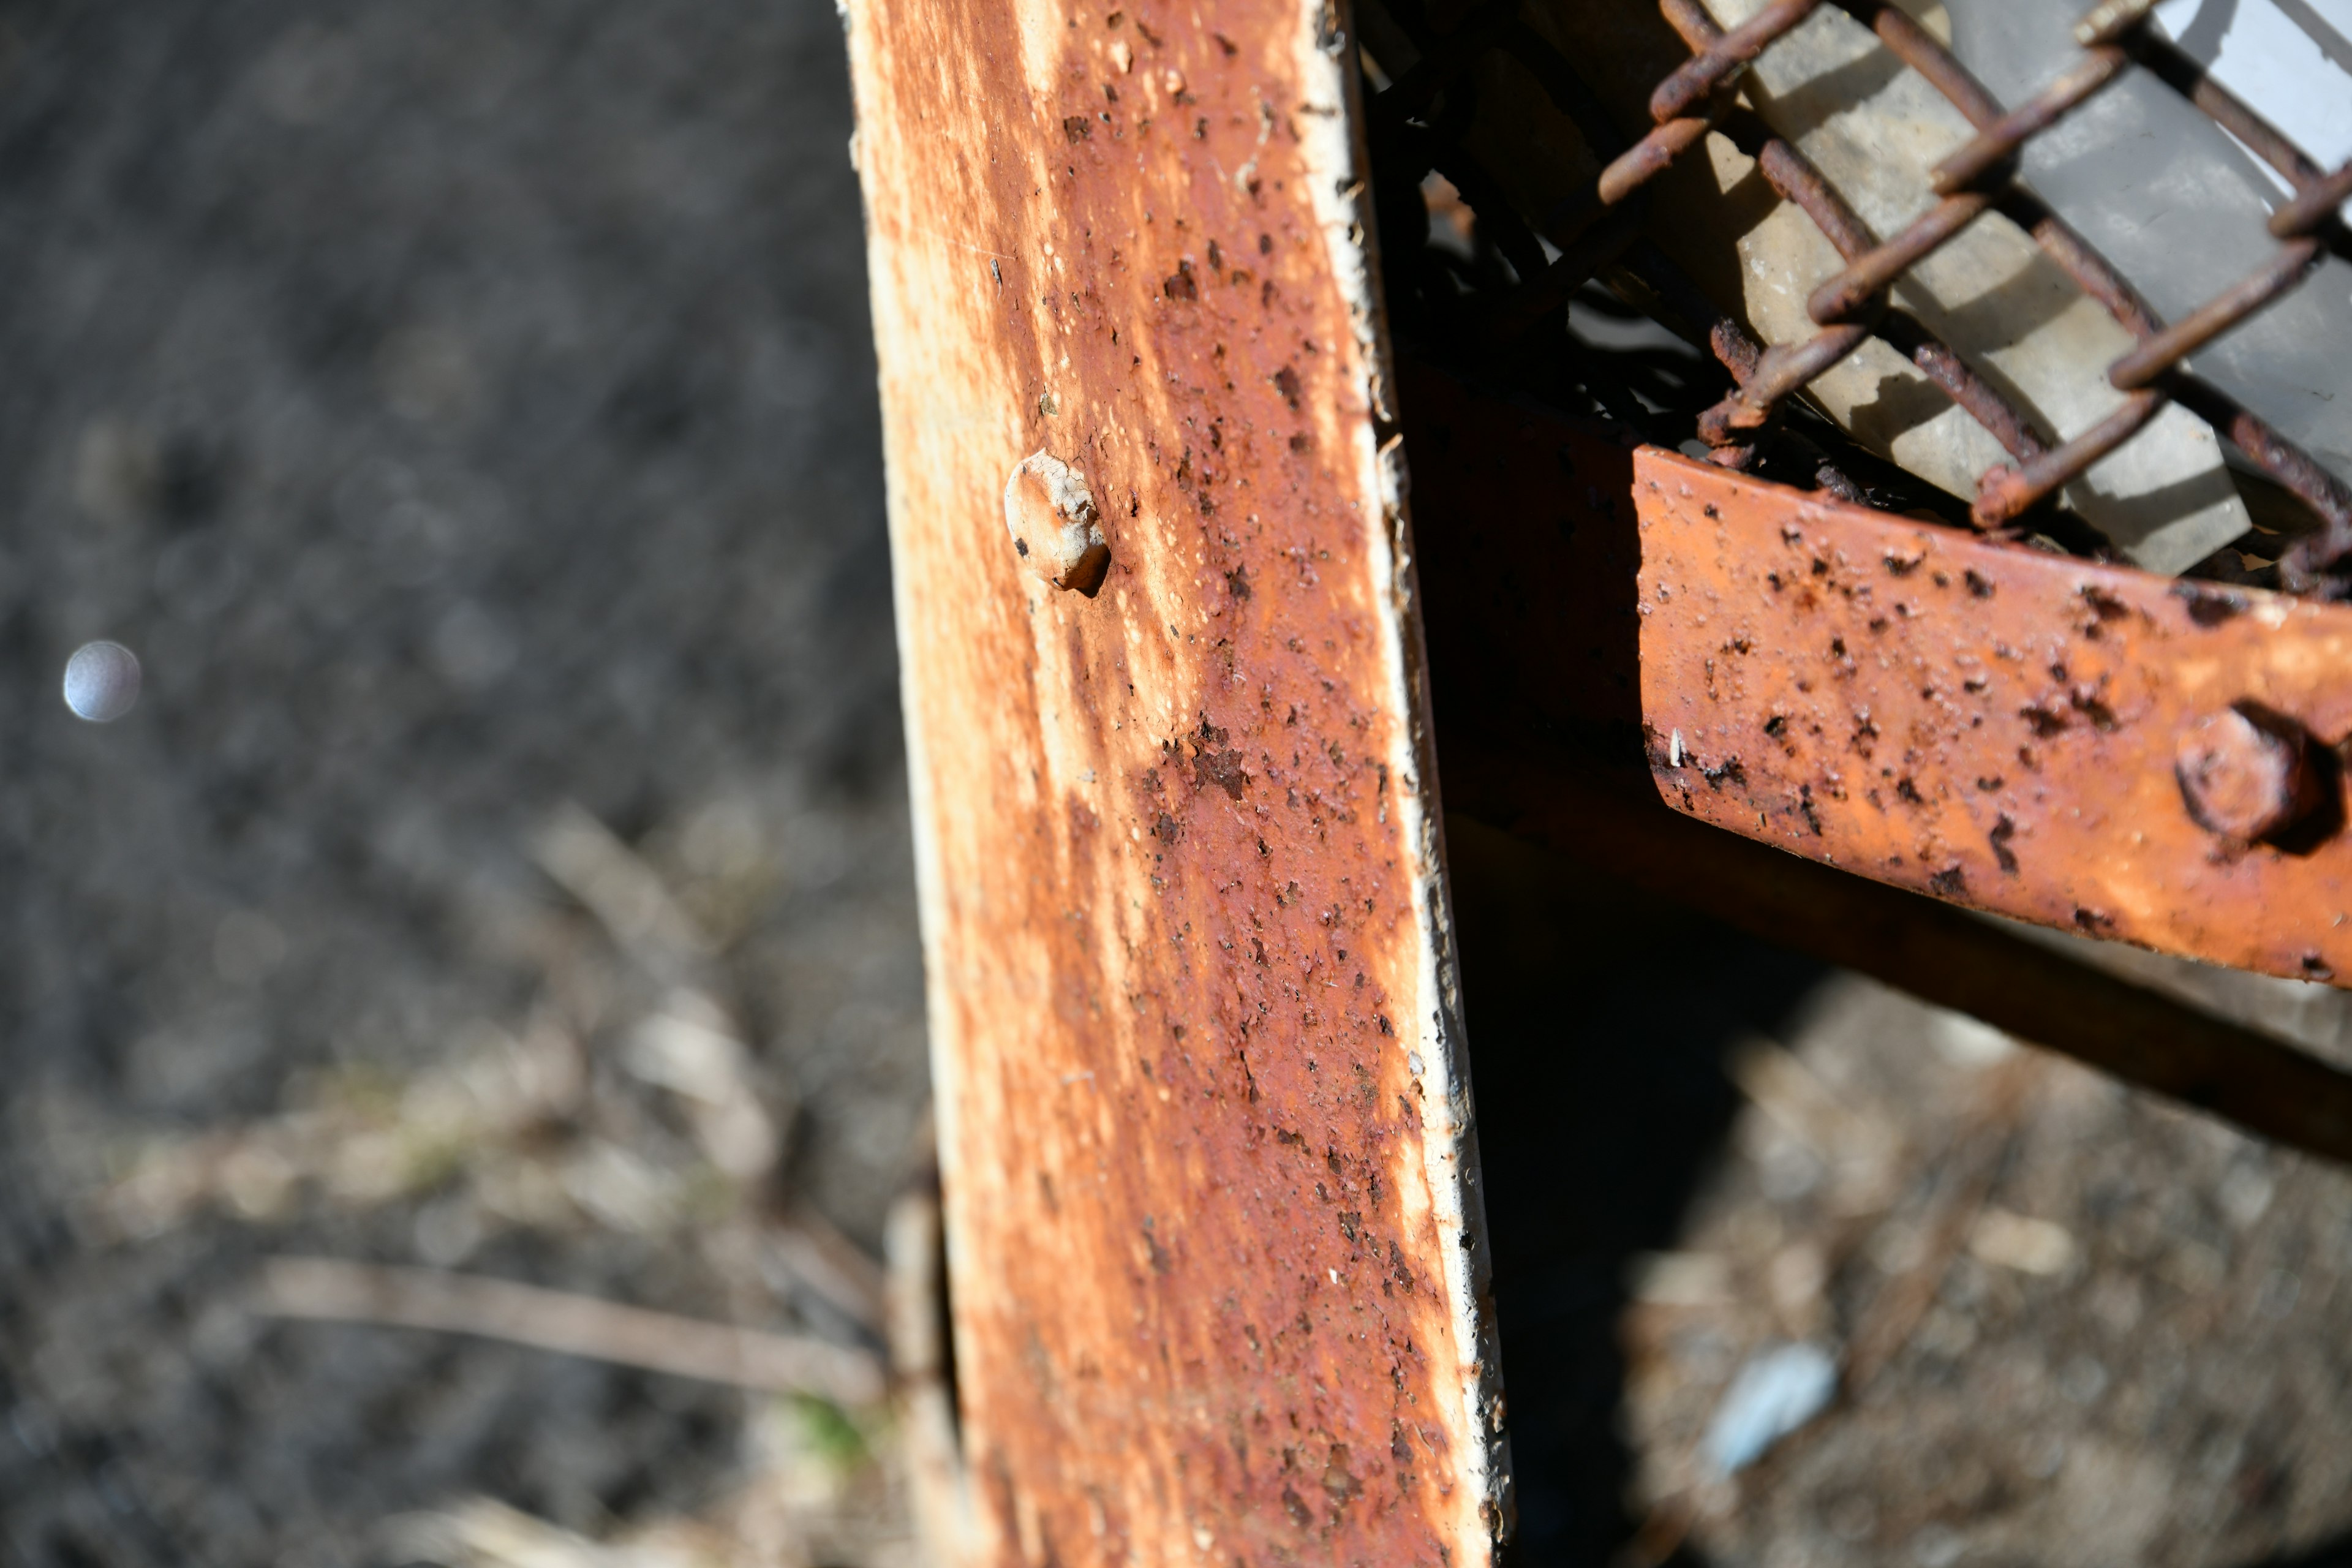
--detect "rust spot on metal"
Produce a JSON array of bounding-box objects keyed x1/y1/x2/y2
[{"x1": 2173, "y1": 582, "x2": 2249, "y2": 627}]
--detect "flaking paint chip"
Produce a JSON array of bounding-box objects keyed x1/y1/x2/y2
[{"x1": 1004, "y1": 451, "x2": 1111, "y2": 595}]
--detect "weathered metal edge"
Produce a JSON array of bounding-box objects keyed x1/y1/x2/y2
[{"x1": 1297, "y1": 4, "x2": 1510, "y2": 1551}]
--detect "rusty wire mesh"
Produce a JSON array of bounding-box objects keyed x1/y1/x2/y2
[{"x1": 1373, "y1": 0, "x2": 2352, "y2": 597}]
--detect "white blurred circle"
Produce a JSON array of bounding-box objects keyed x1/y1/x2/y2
[{"x1": 62, "y1": 640, "x2": 141, "y2": 722}]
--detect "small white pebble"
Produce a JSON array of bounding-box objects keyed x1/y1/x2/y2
[
  {"x1": 1703, "y1": 1341, "x2": 1838, "y2": 1475},
  {"x1": 1911, "y1": 1523, "x2": 1964, "y2": 1568},
  {"x1": 62, "y1": 640, "x2": 141, "y2": 722}
]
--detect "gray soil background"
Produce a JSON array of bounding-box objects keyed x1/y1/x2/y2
[
  {"x1": 10, "y1": 2, "x2": 2352, "y2": 1567},
  {"x1": 0, "y1": 2, "x2": 925, "y2": 1562}
]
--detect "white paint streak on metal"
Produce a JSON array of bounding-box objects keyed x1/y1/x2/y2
[{"x1": 1295, "y1": 0, "x2": 1509, "y2": 1550}]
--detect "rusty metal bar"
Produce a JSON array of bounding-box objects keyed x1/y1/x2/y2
[
  {"x1": 1648, "y1": 0, "x2": 1820, "y2": 121},
  {"x1": 2107, "y1": 239, "x2": 2326, "y2": 390},
  {"x1": 1930, "y1": 48, "x2": 2127, "y2": 195},
  {"x1": 2271, "y1": 159, "x2": 2352, "y2": 239},
  {"x1": 1971, "y1": 390, "x2": 2165, "y2": 526},
  {"x1": 1403, "y1": 361, "x2": 2352, "y2": 1164},
  {"x1": 844, "y1": 0, "x2": 1508, "y2": 1559},
  {"x1": 1635, "y1": 445, "x2": 2352, "y2": 983},
  {"x1": 1403, "y1": 362, "x2": 2352, "y2": 987}
]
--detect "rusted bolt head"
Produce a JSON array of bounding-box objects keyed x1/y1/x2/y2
[
  {"x1": 2174, "y1": 705, "x2": 2324, "y2": 843},
  {"x1": 1003, "y1": 451, "x2": 1109, "y2": 595}
]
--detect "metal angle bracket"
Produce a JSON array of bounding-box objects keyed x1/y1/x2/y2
[
  {"x1": 843, "y1": 0, "x2": 1509, "y2": 1561},
  {"x1": 1634, "y1": 450, "x2": 2352, "y2": 987}
]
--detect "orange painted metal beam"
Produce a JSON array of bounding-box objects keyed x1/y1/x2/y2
[
  {"x1": 1402, "y1": 361, "x2": 2352, "y2": 1166},
  {"x1": 843, "y1": 0, "x2": 1507, "y2": 1562},
  {"x1": 1403, "y1": 358, "x2": 2352, "y2": 989},
  {"x1": 1634, "y1": 451, "x2": 2352, "y2": 986}
]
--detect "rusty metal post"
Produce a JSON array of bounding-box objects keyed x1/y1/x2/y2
[{"x1": 842, "y1": 0, "x2": 1507, "y2": 1562}]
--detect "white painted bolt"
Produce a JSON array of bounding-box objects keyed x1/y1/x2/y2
[
  {"x1": 1003, "y1": 451, "x2": 1110, "y2": 595},
  {"x1": 62, "y1": 640, "x2": 141, "y2": 722}
]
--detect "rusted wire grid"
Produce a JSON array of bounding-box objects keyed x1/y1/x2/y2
[
  {"x1": 1648, "y1": 0, "x2": 2132, "y2": 491},
  {"x1": 1370, "y1": 4, "x2": 1746, "y2": 414},
  {"x1": 1461, "y1": 18, "x2": 1977, "y2": 507},
  {"x1": 2092, "y1": 1, "x2": 2348, "y2": 241},
  {"x1": 1601, "y1": 8, "x2": 2050, "y2": 478},
  {"x1": 1483, "y1": 0, "x2": 2346, "y2": 560},
  {"x1": 1708, "y1": 108, "x2": 2051, "y2": 466},
  {"x1": 1682, "y1": 5, "x2": 2232, "y2": 520},
  {"x1": 1377, "y1": 8, "x2": 1806, "y2": 473},
  {"x1": 1601, "y1": 0, "x2": 1819, "y2": 203},
  {"x1": 1527, "y1": 0, "x2": 2064, "y2": 488},
  {"x1": 1882, "y1": 12, "x2": 2331, "y2": 394},
  {"x1": 1817, "y1": 0, "x2": 2352, "y2": 578},
  {"x1": 1375, "y1": 0, "x2": 2352, "y2": 573},
  {"x1": 1362, "y1": 0, "x2": 1754, "y2": 381}
]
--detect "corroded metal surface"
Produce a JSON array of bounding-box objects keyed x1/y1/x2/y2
[
  {"x1": 1384, "y1": 0, "x2": 2352, "y2": 580},
  {"x1": 1635, "y1": 448, "x2": 2352, "y2": 986},
  {"x1": 842, "y1": 0, "x2": 1504, "y2": 1563},
  {"x1": 1401, "y1": 362, "x2": 2352, "y2": 1164}
]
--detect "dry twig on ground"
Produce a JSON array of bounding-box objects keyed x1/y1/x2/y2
[{"x1": 255, "y1": 1257, "x2": 886, "y2": 1406}]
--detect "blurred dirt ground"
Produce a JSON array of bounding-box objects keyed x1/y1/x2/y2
[
  {"x1": 0, "y1": 2, "x2": 927, "y2": 1563},
  {"x1": 1451, "y1": 824, "x2": 2352, "y2": 1568},
  {"x1": 11, "y1": 4, "x2": 2352, "y2": 1567}
]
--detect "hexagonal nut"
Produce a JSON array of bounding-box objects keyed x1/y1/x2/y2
[
  {"x1": 2174, "y1": 704, "x2": 2324, "y2": 843},
  {"x1": 1003, "y1": 451, "x2": 1109, "y2": 595}
]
